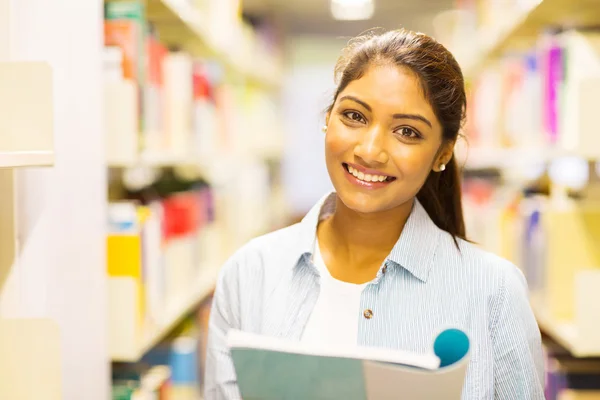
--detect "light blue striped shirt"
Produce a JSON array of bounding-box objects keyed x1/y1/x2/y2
[{"x1": 205, "y1": 193, "x2": 545, "y2": 399}]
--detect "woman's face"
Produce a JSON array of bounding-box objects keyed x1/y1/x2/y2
[{"x1": 325, "y1": 64, "x2": 452, "y2": 214}]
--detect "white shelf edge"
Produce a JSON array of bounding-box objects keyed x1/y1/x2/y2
[
  {"x1": 532, "y1": 302, "x2": 600, "y2": 358},
  {"x1": 107, "y1": 153, "x2": 202, "y2": 168},
  {"x1": 111, "y1": 263, "x2": 221, "y2": 363},
  {"x1": 0, "y1": 151, "x2": 54, "y2": 168},
  {"x1": 458, "y1": 146, "x2": 591, "y2": 171}
]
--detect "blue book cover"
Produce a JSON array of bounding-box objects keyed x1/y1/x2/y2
[{"x1": 228, "y1": 328, "x2": 470, "y2": 400}]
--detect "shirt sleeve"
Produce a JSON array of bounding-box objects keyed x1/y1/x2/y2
[
  {"x1": 204, "y1": 257, "x2": 242, "y2": 400},
  {"x1": 491, "y1": 265, "x2": 546, "y2": 399}
]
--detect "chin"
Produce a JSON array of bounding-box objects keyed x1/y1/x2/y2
[{"x1": 335, "y1": 188, "x2": 401, "y2": 215}]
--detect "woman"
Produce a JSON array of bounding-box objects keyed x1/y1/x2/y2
[{"x1": 205, "y1": 29, "x2": 545, "y2": 399}]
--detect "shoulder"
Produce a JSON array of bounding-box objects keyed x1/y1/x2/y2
[
  {"x1": 434, "y1": 230, "x2": 528, "y2": 298},
  {"x1": 434, "y1": 232, "x2": 533, "y2": 337}
]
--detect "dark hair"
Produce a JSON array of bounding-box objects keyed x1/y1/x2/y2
[{"x1": 327, "y1": 29, "x2": 467, "y2": 241}]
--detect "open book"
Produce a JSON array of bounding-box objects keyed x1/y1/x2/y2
[{"x1": 227, "y1": 328, "x2": 470, "y2": 400}]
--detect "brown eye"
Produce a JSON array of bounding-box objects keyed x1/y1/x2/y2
[
  {"x1": 401, "y1": 127, "x2": 416, "y2": 137},
  {"x1": 397, "y1": 127, "x2": 421, "y2": 139},
  {"x1": 343, "y1": 111, "x2": 366, "y2": 123}
]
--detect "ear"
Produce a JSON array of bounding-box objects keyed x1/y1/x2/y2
[
  {"x1": 321, "y1": 112, "x2": 331, "y2": 134},
  {"x1": 434, "y1": 140, "x2": 456, "y2": 172}
]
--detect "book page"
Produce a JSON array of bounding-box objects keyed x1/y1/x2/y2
[{"x1": 363, "y1": 357, "x2": 469, "y2": 400}]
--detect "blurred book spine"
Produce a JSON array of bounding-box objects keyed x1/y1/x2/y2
[
  {"x1": 143, "y1": 29, "x2": 167, "y2": 154},
  {"x1": 104, "y1": 1, "x2": 146, "y2": 83},
  {"x1": 163, "y1": 52, "x2": 194, "y2": 156},
  {"x1": 104, "y1": 1, "x2": 146, "y2": 136},
  {"x1": 545, "y1": 351, "x2": 600, "y2": 400}
]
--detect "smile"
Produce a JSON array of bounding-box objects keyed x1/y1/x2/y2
[{"x1": 342, "y1": 163, "x2": 396, "y2": 188}]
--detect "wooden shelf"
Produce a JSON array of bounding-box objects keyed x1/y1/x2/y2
[
  {"x1": 462, "y1": 0, "x2": 600, "y2": 79},
  {"x1": 533, "y1": 303, "x2": 600, "y2": 358},
  {"x1": 0, "y1": 151, "x2": 54, "y2": 168},
  {"x1": 110, "y1": 262, "x2": 220, "y2": 362}
]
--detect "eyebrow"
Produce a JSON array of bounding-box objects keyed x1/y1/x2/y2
[
  {"x1": 339, "y1": 95, "x2": 433, "y2": 128},
  {"x1": 339, "y1": 95, "x2": 371, "y2": 112},
  {"x1": 392, "y1": 113, "x2": 432, "y2": 128}
]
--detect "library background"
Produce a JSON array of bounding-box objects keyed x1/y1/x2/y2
[{"x1": 1, "y1": 0, "x2": 600, "y2": 399}]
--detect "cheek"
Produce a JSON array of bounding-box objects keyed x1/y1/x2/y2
[
  {"x1": 388, "y1": 144, "x2": 437, "y2": 178},
  {"x1": 325, "y1": 127, "x2": 354, "y2": 157}
]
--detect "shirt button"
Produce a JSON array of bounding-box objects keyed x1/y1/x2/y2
[{"x1": 363, "y1": 309, "x2": 373, "y2": 319}]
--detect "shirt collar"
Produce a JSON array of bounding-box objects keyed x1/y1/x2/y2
[
  {"x1": 386, "y1": 197, "x2": 441, "y2": 282},
  {"x1": 296, "y1": 192, "x2": 335, "y2": 256},
  {"x1": 295, "y1": 192, "x2": 441, "y2": 282}
]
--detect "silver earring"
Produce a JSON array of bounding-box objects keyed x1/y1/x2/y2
[
  {"x1": 321, "y1": 125, "x2": 327, "y2": 133},
  {"x1": 439, "y1": 163, "x2": 446, "y2": 172}
]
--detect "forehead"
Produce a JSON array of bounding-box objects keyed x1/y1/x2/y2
[{"x1": 339, "y1": 64, "x2": 435, "y2": 117}]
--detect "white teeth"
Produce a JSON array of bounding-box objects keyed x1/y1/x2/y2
[{"x1": 347, "y1": 165, "x2": 389, "y2": 183}]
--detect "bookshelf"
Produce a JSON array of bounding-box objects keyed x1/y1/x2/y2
[
  {"x1": 103, "y1": 0, "x2": 286, "y2": 375},
  {"x1": 460, "y1": 0, "x2": 600, "y2": 79},
  {"x1": 453, "y1": 1, "x2": 600, "y2": 174},
  {"x1": 0, "y1": 12, "x2": 55, "y2": 369},
  {"x1": 0, "y1": 61, "x2": 54, "y2": 303},
  {"x1": 110, "y1": 261, "x2": 221, "y2": 362}
]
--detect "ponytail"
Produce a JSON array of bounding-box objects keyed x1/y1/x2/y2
[{"x1": 416, "y1": 156, "x2": 466, "y2": 243}]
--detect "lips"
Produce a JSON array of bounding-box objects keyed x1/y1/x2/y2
[{"x1": 342, "y1": 162, "x2": 396, "y2": 188}]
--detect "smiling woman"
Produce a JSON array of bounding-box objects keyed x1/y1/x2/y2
[{"x1": 205, "y1": 29, "x2": 545, "y2": 400}]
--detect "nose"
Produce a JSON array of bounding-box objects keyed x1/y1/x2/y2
[{"x1": 354, "y1": 125, "x2": 389, "y2": 165}]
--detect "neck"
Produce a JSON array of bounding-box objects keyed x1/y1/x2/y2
[{"x1": 318, "y1": 195, "x2": 414, "y2": 273}]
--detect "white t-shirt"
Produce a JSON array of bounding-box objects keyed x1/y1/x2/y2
[{"x1": 301, "y1": 240, "x2": 368, "y2": 349}]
